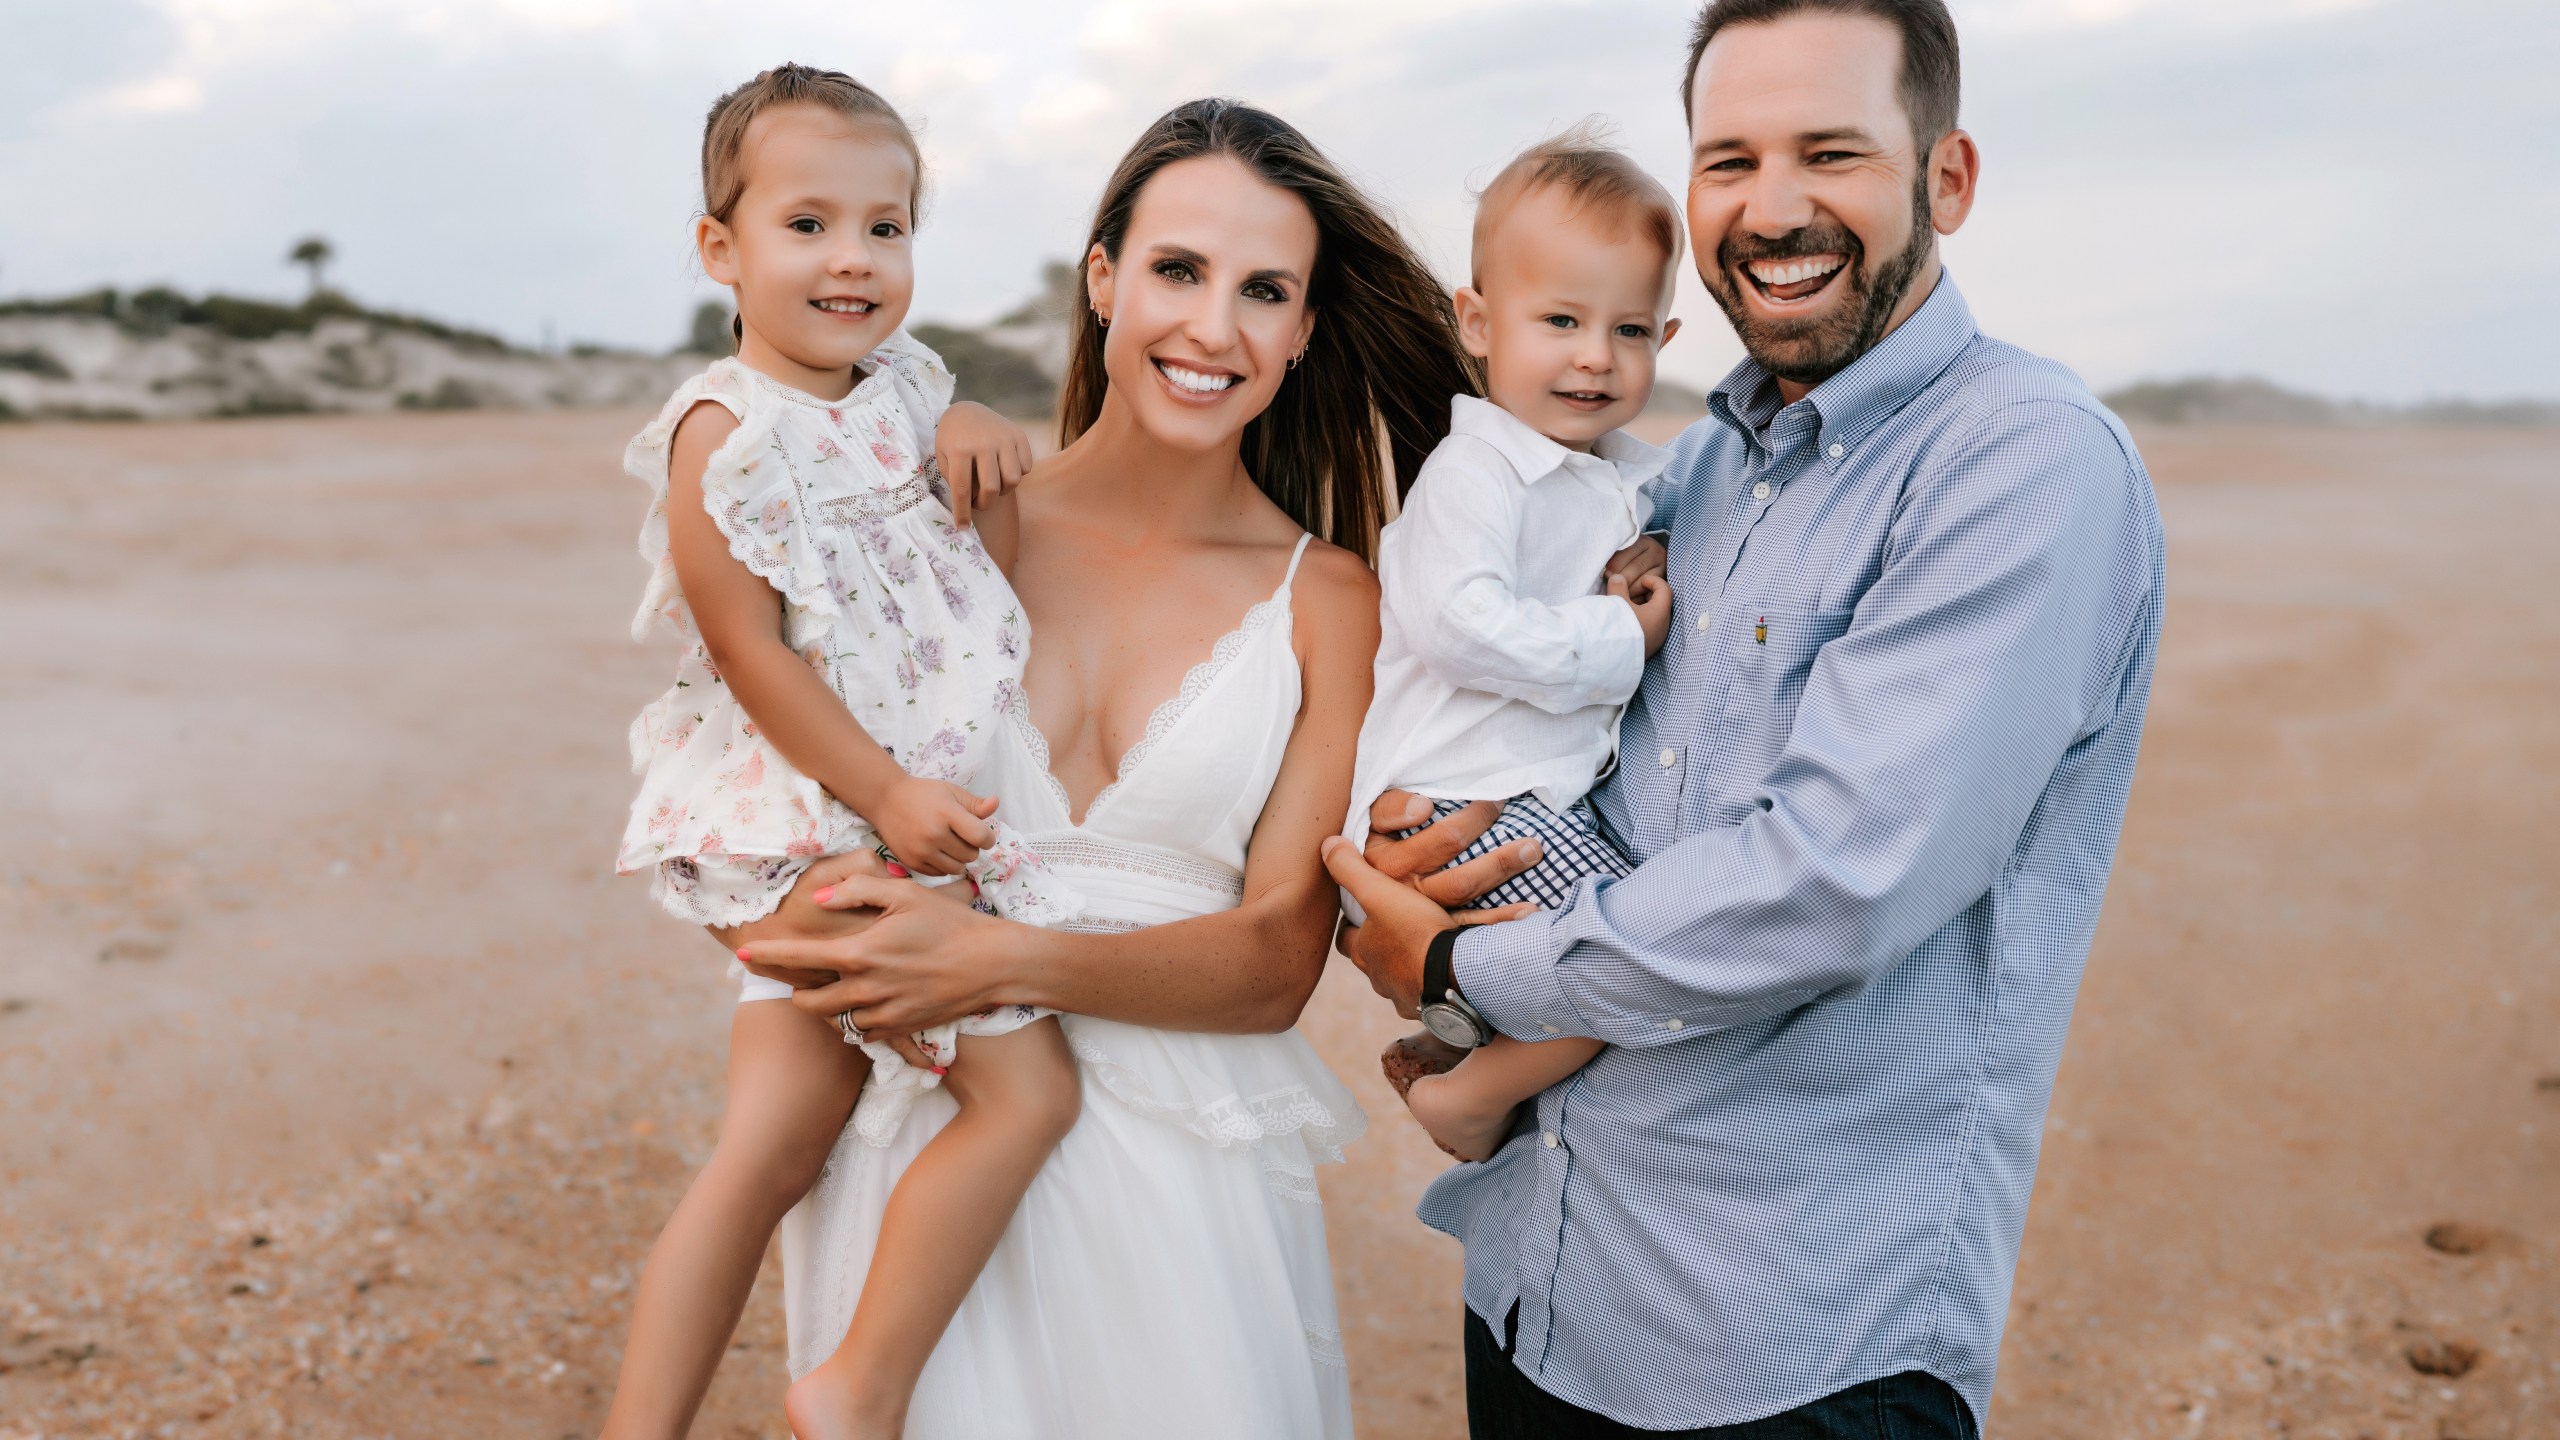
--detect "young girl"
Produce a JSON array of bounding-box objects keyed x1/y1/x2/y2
[{"x1": 602, "y1": 65, "x2": 1080, "y2": 1440}]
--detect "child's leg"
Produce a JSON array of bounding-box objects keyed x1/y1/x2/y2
[
  {"x1": 1404, "y1": 1034, "x2": 1605, "y2": 1163},
  {"x1": 785, "y1": 1016, "x2": 1080, "y2": 1440},
  {"x1": 602, "y1": 998, "x2": 866, "y2": 1439}
]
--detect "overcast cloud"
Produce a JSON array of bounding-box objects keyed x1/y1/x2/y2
[{"x1": 3, "y1": 0, "x2": 2550, "y2": 401}]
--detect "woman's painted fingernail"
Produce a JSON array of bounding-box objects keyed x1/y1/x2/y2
[
  {"x1": 736, "y1": 947, "x2": 752, "y2": 962},
  {"x1": 885, "y1": 862, "x2": 909, "y2": 878},
  {"x1": 813, "y1": 887, "x2": 834, "y2": 904},
  {"x1": 930, "y1": 1066, "x2": 949, "y2": 1077}
]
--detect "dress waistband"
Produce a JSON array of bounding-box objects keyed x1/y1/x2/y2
[{"x1": 1027, "y1": 832, "x2": 1245, "y2": 909}]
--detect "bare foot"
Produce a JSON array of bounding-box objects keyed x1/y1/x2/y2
[
  {"x1": 1401, "y1": 1069, "x2": 1519, "y2": 1164},
  {"x1": 783, "y1": 1357, "x2": 903, "y2": 1440},
  {"x1": 1380, "y1": 1031, "x2": 1466, "y2": 1101}
]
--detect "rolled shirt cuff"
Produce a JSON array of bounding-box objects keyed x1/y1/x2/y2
[
  {"x1": 1566, "y1": 594, "x2": 1649, "y2": 710},
  {"x1": 1452, "y1": 909, "x2": 1589, "y2": 1043}
]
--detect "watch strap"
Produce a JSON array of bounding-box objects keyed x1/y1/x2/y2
[{"x1": 1423, "y1": 927, "x2": 1463, "y2": 1009}]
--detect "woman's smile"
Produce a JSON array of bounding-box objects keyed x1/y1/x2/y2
[{"x1": 1151, "y1": 356, "x2": 1246, "y2": 403}]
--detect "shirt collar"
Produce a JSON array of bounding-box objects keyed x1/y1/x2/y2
[
  {"x1": 1447, "y1": 393, "x2": 1673, "y2": 491},
  {"x1": 1706, "y1": 269, "x2": 1979, "y2": 471}
]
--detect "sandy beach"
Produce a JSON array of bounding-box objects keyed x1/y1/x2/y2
[{"x1": 1, "y1": 410, "x2": 2552, "y2": 1439}]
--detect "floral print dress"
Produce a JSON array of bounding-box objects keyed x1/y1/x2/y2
[{"x1": 618, "y1": 336, "x2": 1074, "y2": 1142}]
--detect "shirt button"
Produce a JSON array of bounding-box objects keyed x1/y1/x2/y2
[
  {"x1": 1658, "y1": 748, "x2": 1677, "y2": 768},
  {"x1": 1539, "y1": 1022, "x2": 1560, "y2": 1035},
  {"x1": 1662, "y1": 1017, "x2": 1684, "y2": 1031},
  {"x1": 1543, "y1": 1131, "x2": 1561, "y2": 1149},
  {"x1": 1695, "y1": 611, "x2": 1711, "y2": 632},
  {"x1": 1827, "y1": 442, "x2": 1845, "y2": 459},
  {"x1": 1752, "y1": 480, "x2": 1772, "y2": 501}
]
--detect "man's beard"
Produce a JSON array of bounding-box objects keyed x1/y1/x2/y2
[{"x1": 1704, "y1": 176, "x2": 1934, "y2": 390}]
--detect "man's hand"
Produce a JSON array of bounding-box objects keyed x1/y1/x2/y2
[
  {"x1": 1324, "y1": 838, "x2": 1533, "y2": 1017},
  {"x1": 1610, "y1": 571, "x2": 1675, "y2": 657},
  {"x1": 1604, "y1": 533, "x2": 1667, "y2": 589},
  {"x1": 933, "y1": 401, "x2": 1035, "y2": 526},
  {"x1": 1359, "y1": 791, "x2": 1543, "y2": 906},
  {"x1": 1337, "y1": 789, "x2": 1542, "y2": 1014}
]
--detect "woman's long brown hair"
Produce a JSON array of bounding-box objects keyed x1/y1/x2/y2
[{"x1": 1057, "y1": 99, "x2": 1477, "y2": 564}]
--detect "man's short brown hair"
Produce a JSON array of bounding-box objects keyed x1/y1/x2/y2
[
  {"x1": 1680, "y1": 0, "x2": 1962, "y2": 155},
  {"x1": 1470, "y1": 124, "x2": 1684, "y2": 292}
]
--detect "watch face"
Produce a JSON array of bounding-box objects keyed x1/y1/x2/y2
[{"x1": 1421, "y1": 1003, "x2": 1484, "y2": 1049}]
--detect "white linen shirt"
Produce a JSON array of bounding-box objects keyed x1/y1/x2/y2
[{"x1": 1347, "y1": 395, "x2": 1669, "y2": 846}]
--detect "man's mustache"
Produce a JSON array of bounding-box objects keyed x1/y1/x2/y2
[{"x1": 1717, "y1": 226, "x2": 1863, "y2": 271}]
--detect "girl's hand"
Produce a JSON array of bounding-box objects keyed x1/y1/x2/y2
[
  {"x1": 934, "y1": 401, "x2": 1036, "y2": 526},
  {"x1": 738, "y1": 874, "x2": 1014, "y2": 1041},
  {"x1": 865, "y1": 775, "x2": 999, "y2": 876}
]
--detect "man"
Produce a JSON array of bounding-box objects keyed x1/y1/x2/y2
[{"x1": 1323, "y1": 1, "x2": 2167, "y2": 1435}]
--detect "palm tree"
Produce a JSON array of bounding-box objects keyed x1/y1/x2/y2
[{"x1": 287, "y1": 236, "x2": 335, "y2": 298}]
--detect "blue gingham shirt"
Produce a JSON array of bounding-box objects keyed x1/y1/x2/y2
[{"x1": 1423, "y1": 274, "x2": 2166, "y2": 1429}]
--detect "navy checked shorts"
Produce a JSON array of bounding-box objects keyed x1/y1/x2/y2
[{"x1": 1401, "y1": 793, "x2": 1632, "y2": 912}]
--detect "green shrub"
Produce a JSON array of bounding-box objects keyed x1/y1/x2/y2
[
  {"x1": 0, "y1": 285, "x2": 518, "y2": 352},
  {"x1": 194, "y1": 294, "x2": 311, "y2": 341},
  {"x1": 398, "y1": 377, "x2": 482, "y2": 411},
  {"x1": 0, "y1": 348, "x2": 71, "y2": 380},
  {"x1": 220, "y1": 390, "x2": 317, "y2": 418},
  {"x1": 688, "y1": 300, "x2": 736, "y2": 355},
  {"x1": 909, "y1": 324, "x2": 1056, "y2": 417}
]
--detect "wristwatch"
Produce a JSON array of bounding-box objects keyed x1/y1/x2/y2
[{"x1": 1417, "y1": 928, "x2": 1495, "y2": 1050}]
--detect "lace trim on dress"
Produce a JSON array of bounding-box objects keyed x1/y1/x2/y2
[
  {"x1": 1304, "y1": 1323, "x2": 1346, "y2": 1369},
  {"x1": 1030, "y1": 833, "x2": 1245, "y2": 900},
  {"x1": 813, "y1": 458, "x2": 944, "y2": 527},
  {"x1": 1065, "y1": 1031, "x2": 1356, "y2": 1164},
  {"x1": 1262, "y1": 1162, "x2": 1323, "y2": 1206},
  {"x1": 1004, "y1": 537, "x2": 1305, "y2": 828},
  {"x1": 1088, "y1": 593, "x2": 1288, "y2": 818},
  {"x1": 1056, "y1": 916, "x2": 1145, "y2": 935}
]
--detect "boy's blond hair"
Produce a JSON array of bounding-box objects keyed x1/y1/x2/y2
[{"x1": 1470, "y1": 123, "x2": 1685, "y2": 292}]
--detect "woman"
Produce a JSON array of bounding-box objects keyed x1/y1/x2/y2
[{"x1": 735, "y1": 99, "x2": 1476, "y2": 1436}]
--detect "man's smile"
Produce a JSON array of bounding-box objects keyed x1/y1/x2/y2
[{"x1": 1741, "y1": 254, "x2": 1847, "y2": 305}]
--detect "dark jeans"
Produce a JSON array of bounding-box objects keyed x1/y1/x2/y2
[{"x1": 1465, "y1": 1306, "x2": 1979, "y2": 1439}]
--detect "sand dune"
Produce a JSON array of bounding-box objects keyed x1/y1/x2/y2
[{"x1": 0, "y1": 412, "x2": 2551, "y2": 1438}]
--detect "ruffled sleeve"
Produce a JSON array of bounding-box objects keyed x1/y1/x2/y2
[
  {"x1": 869, "y1": 328, "x2": 956, "y2": 450},
  {"x1": 624, "y1": 359, "x2": 834, "y2": 640}
]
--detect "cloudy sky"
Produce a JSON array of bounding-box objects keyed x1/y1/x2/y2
[{"x1": 4, "y1": 0, "x2": 2551, "y2": 401}]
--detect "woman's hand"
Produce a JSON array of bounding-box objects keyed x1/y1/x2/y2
[
  {"x1": 710, "y1": 849, "x2": 893, "y2": 957},
  {"x1": 737, "y1": 872, "x2": 1022, "y2": 1045}
]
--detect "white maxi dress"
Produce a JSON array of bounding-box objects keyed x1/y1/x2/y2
[{"x1": 778, "y1": 535, "x2": 1365, "y2": 1439}]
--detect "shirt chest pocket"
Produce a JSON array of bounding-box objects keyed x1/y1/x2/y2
[{"x1": 1700, "y1": 606, "x2": 1854, "y2": 824}]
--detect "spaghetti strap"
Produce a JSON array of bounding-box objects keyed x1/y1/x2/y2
[{"x1": 1277, "y1": 533, "x2": 1314, "y2": 595}]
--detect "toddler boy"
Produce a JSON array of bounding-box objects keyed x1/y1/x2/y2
[{"x1": 1348, "y1": 131, "x2": 1684, "y2": 1160}]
